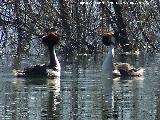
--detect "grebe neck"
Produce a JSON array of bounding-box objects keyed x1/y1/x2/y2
[
  {"x1": 48, "y1": 47, "x2": 59, "y2": 69},
  {"x1": 107, "y1": 45, "x2": 114, "y2": 57},
  {"x1": 102, "y1": 45, "x2": 115, "y2": 79}
]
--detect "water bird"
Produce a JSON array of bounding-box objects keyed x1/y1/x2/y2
[
  {"x1": 14, "y1": 28, "x2": 60, "y2": 78},
  {"x1": 102, "y1": 32, "x2": 144, "y2": 78}
]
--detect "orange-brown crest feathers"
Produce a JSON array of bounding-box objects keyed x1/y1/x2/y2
[
  {"x1": 42, "y1": 32, "x2": 60, "y2": 47},
  {"x1": 47, "y1": 32, "x2": 57, "y2": 37},
  {"x1": 102, "y1": 32, "x2": 114, "y2": 46},
  {"x1": 106, "y1": 32, "x2": 113, "y2": 40}
]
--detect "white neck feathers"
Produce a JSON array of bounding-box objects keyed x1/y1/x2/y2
[{"x1": 102, "y1": 45, "x2": 114, "y2": 79}]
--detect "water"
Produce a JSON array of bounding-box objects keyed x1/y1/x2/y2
[{"x1": 0, "y1": 52, "x2": 159, "y2": 120}]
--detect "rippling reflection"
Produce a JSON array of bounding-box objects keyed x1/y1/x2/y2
[
  {"x1": 60, "y1": 54, "x2": 104, "y2": 120},
  {"x1": 101, "y1": 52, "x2": 160, "y2": 120},
  {"x1": 0, "y1": 53, "x2": 160, "y2": 120},
  {"x1": 0, "y1": 55, "x2": 61, "y2": 120},
  {"x1": 0, "y1": 77, "x2": 61, "y2": 120}
]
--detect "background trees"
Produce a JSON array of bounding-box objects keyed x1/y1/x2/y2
[{"x1": 0, "y1": 0, "x2": 159, "y2": 55}]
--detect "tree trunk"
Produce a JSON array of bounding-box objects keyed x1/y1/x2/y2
[{"x1": 111, "y1": 0, "x2": 131, "y2": 52}]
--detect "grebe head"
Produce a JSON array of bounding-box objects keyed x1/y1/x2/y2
[
  {"x1": 42, "y1": 28, "x2": 60, "y2": 48},
  {"x1": 102, "y1": 32, "x2": 116, "y2": 46}
]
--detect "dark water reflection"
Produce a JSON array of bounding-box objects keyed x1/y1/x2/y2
[{"x1": 0, "y1": 52, "x2": 160, "y2": 120}]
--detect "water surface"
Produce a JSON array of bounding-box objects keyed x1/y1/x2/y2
[{"x1": 0, "y1": 52, "x2": 159, "y2": 120}]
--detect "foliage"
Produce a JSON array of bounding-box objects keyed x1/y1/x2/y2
[{"x1": 0, "y1": 0, "x2": 159, "y2": 55}]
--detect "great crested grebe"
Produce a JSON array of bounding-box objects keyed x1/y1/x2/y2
[
  {"x1": 102, "y1": 32, "x2": 143, "y2": 78},
  {"x1": 14, "y1": 28, "x2": 60, "y2": 78}
]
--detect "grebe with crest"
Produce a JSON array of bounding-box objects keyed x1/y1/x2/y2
[
  {"x1": 14, "y1": 28, "x2": 60, "y2": 78},
  {"x1": 102, "y1": 32, "x2": 144, "y2": 79}
]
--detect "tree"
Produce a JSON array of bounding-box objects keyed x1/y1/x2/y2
[{"x1": 0, "y1": 0, "x2": 159, "y2": 55}]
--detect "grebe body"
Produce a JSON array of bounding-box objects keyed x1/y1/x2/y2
[
  {"x1": 102, "y1": 32, "x2": 144, "y2": 78},
  {"x1": 14, "y1": 28, "x2": 60, "y2": 78}
]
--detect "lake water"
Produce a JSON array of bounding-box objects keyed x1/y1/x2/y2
[{"x1": 0, "y1": 52, "x2": 159, "y2": 120}]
